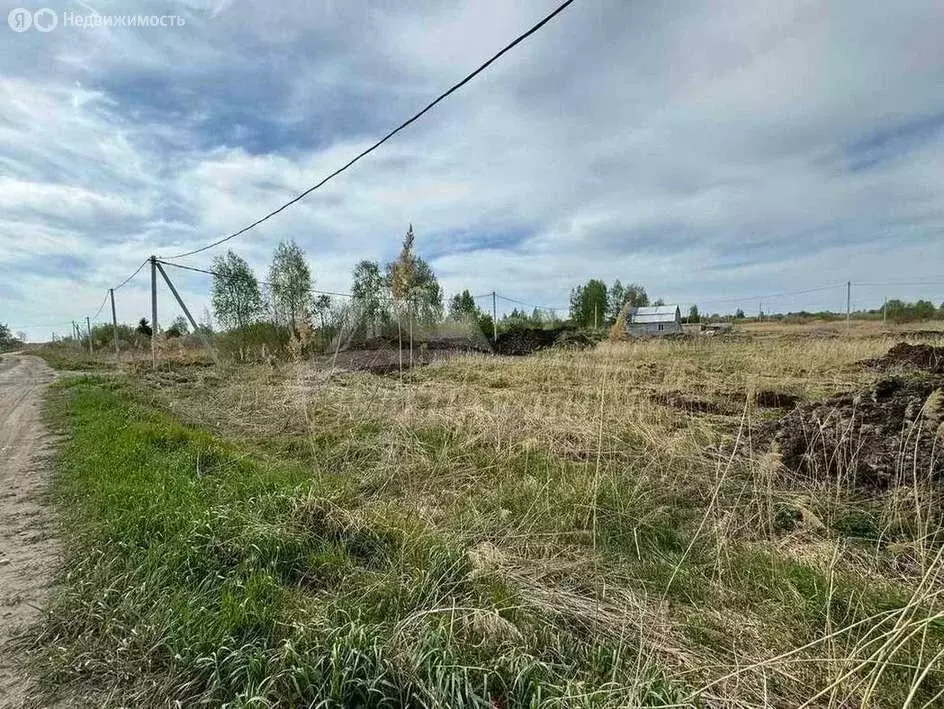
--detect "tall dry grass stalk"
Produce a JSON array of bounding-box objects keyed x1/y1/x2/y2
[{"x1": 106, "y1": 328, "x2": 944, "y2": 705}]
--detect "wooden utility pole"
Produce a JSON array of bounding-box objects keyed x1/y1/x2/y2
[
  {"x1": 883, "y1": 297, "x2": 887, "y2": 325},
  {"x1": 491, "y1": 291, "x2": 498, "y2": 343},
  {"x1": 109, "y1": 288, "x2": 119, "y2": 358},
  {"x1": 150, "y1": 255, "x2": 158, "y2": 368},
  {"x1": 846, "y1": 281, "x2": 851, "y2": 328},
  {"x1": 85, "y1": 316, "x2": 92, "y2": 354},
  {"x1": 594, "y1": 303, "x2": 598, "y2": 329},
  {"x1": 155, "y1": 261, "x2": 218, "y2": 363}
]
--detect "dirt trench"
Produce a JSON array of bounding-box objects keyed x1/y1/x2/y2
[{"x1": 0, "y1": 355, "x2": 58, "y2": 708}]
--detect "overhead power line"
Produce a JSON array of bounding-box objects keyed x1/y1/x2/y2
[
  {"x1": 161, "y1": 0, "x2": 577, "y2": 260},
  {"x1": 697, "y1": 283, "x2": 846, "y2": 307},
  {"x1": 472, "y1": 292, "x2": 566, "y2": 312},
  {"x1": 156, "y1": 261, "x2": 227, "y2": 278},
  {"x1": 113, "y1": 258, "x2": 149, "y2": 291},
  {"x1": 157, "y1": 259, "x2": 354, "y2": 298},
  {"x1": 495, "y1": 293, "x2": 567, "y2": 312},
  {"x1": 9, "y1": 321, "x2": 75, "y2": 330},
  {"x1": 90, "y1": 292, "x2": 109, "y2": 321},
  {"x1": 854, "y1": 280, "x2": 944, "y2": 288}
]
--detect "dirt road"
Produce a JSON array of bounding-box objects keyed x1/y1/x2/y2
[{"x1": 0, "y1": 355, "x2": 57, "y2": 708}]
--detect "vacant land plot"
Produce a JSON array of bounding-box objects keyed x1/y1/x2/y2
[{"x1": 32, "y1": 332, "x2": 944, "y2": 706}]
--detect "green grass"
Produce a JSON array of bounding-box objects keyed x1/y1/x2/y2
[
  {"x1": 29, "y1": 344, "x2": 116, "y2": 371},
  {"x1": 35, "y1": 332, "x2": 944, "y2": 705},
  {"x1": 38, "y1": 376, "x2": 686, "y2": 707}
]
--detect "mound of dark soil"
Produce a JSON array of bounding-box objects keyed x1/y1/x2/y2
[
  {"x1": 895, "y1": 330, "x2": 944, "y2": 340},
  {"x1": 358, "y1": 335, "x2": 491, "y2": 353},
  {"x1": 495, "y1": 327, "x2": 568, "y2": 356},
  {"x1": 862, "y1": 342, "x2": 944, "y2": 373},
  {"x1": 768, "y1": 376, "x2": 944, "y2": 488}
]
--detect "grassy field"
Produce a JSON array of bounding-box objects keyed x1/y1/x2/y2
[{"x1": 35, "y1": 330, "x2": 944, "y2": 706}]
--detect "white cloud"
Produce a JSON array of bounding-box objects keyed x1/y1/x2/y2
[{"x1": 1, "y1": 0, "x2": 943, "y2": 339}]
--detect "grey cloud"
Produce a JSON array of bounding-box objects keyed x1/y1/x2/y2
[{"x1": 2, "y1": 0, "x2": 944, "y2": 339}]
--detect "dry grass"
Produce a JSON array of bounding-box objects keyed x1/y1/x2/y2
[{"x1": 44, "y1": 327, "x2": 944, "y2": 706}]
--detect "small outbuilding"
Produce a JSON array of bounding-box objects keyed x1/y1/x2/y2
[{"x1": 625, "y1": 305, "x2": 682, "y2": 336}]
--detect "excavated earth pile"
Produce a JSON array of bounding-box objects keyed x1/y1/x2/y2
[
  {"x1": 494, "y1": 328, "x2": 596, "y2": 356},
  {"x1": 861, "y1": 341, "x2": 944, "y2": 373},
  {"x1": 494, "y1": 327, "x2": 567, "y2": 356},
  {"x1": 767, "y1": 343, "x2": 944, "y2": 488},
  {"x1": 358, "y1": 335, "x2": 492, "y2": 353},
  {"x1": 329, "y1": 335, "x2": 492, "y2": 374}
]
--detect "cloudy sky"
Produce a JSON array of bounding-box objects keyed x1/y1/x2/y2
[{"x1": 2, "y1": 0, "x2": 943, "y2": 339}]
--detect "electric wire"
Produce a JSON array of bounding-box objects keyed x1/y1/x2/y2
[
  {"x1": 90, "y1": 292, "x2": 109, "y2": 321},
  {"x1": 156, "y1": 259, "x2": 355, "y2": 298},
  {"x1": 8, "y1": 321, "x2": 75, "y2": 330},
  {"x1": 161, "y1": 0, "x2": 577, "y2": 260},
  {"x1": 853, "y1": 281, "x2": 944, "y2": 288},
  {"x1": 113, "y1": 258, "x2": 149, "y2": 291},
  {"x1": 495, "y1": 293, "x2": 567, "y2": 312},
  {"x1": 35, "y1": 269, "x2": 943, "y2": 343},
  {"x1": 696, "y1": 283, "x2": 847, "y2": 307}
]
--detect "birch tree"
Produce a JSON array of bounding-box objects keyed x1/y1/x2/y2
[
  {"x1": 211, "y1": 250, "x2": 263, "y2": 331},
  {"x1": 268, "y1": 240, "x2": 312, "y2": 336}
]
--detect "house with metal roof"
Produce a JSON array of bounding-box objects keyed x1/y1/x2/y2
[{"x1": 625, "y1": 305, "x2": 682, "y2": 336}]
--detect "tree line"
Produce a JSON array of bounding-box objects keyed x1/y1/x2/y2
[
  {"x1": 12, "y1": 239, "x2": 944, "y2": 354},
  {"x1": 757, "y1": 300, "x2": 944, "y2": 324},
  {"x1": 870, "y1": 299, "x2": 943, "y2": 323},
  {"x1": 565, "y1": 279, "x2": 699, "y2": 327},
  {"x1": 208, "y1": 225, "x2": 445, "y2": 350}
]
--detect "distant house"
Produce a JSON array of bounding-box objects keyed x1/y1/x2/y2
[{"x1": 625, "y1": 305, "x2": 682, "y2": 336}]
